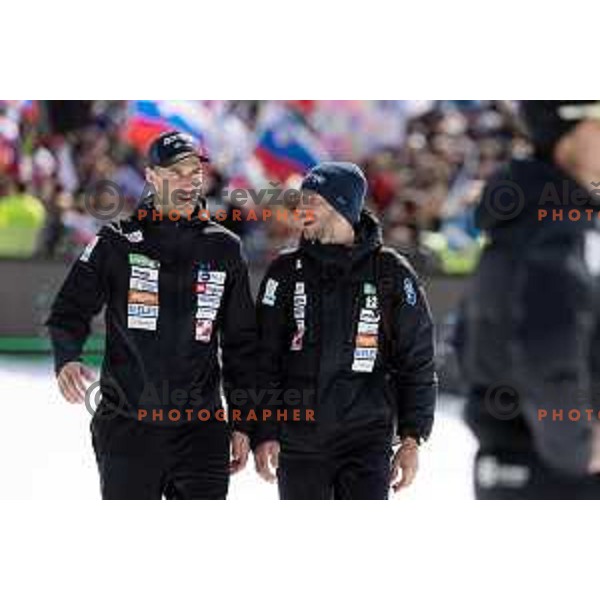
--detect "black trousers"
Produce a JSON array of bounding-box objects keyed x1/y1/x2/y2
[
  {"x1": 474, "y1": 449, "x2": 600, "y2": 500},
  {"x1": 91, "y1": 412, "x2": 230, "y2": 500},
  {"x1": 277, "y1": 431, "x2": 393, "y2": 500}
]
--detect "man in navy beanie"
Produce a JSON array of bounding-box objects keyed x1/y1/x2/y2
[{"x1": 252, "y1": 161, "x2": 437, "y2": 499}]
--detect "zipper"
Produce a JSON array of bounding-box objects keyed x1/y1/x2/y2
[
  {"x1": 346, "y1": 282, "x2": 362, "y2": 345},
  {"x1": 314, "y1": 265, "x2": 323, "y2": 443},
  {"x1": 175, "y1": 221, "x2": 185, "y2": 322}
]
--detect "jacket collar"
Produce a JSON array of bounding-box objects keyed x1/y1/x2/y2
[{"x1": 300, "y1": 208, "x2": 383, "y2": 276}]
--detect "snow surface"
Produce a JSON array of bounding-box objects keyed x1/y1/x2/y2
[{"x1": 0, "y1": 357, "x2": 477, "y2": 500}]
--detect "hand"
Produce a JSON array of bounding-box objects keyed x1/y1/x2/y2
[
  {"x1": 588, "y1": 424, "x2": 600, "y2": 474},
  {"x1": 390, "y1": 438, "x2": 419, "y2": 493},
  {"x1": 230, "y1": 431, "x2": 251, "y2": 474},
  {"x1": 57, "y1": 361, "x2": 96, "y2": 404},
  {"x1": 254, "y1": 440, "x2": 280, "y2": 483}
]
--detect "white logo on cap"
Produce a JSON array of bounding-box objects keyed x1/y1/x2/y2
[{"x1": 163, "y1": 133, "x2": 194, "y2": 146}]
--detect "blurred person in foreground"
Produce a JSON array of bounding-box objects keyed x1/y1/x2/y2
[
  {"x1": 460, "y1": 101, "x2": 600, "y2": 499},
  {"x1": 47, "y1": 131, "x2": 256, "y2": 499},
  {"x1": 252, "y1": 162, "x2": 437, "y2": 499}
]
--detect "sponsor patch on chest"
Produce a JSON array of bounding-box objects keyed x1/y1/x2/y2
[
  {"x1": 194, "y1": 267, "x2": 227, "y2": 342},
  {"x1": 195, "y1": 319, "x2": 214, "y2": 343},
  {"x1": 351, "y1": 283, "x2": 380, "y2": 372},
  {"x1": 197, "y1": 270, "x2": 227, "y2": 285},
  {"x1": 290, "y1": 280, "x2": 306, "y2": 351},
  {"x1": 127, "y1": 254, "x2": 160, "y2": 331}
]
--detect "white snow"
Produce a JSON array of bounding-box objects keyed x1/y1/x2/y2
[{"x1": 0, "y1": 357, "x2": 476, "y2": 500}]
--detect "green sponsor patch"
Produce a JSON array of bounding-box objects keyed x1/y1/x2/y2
[
  {"x1": 363, "y1": 282, "x2": 376, "y2": 295},
  {"x1": 128, "y1": 253, "x2": 159, "y2": 269}
]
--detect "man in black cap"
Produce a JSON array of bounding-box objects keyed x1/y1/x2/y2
[
  {"x1": 47, "y1": 131, "x2": 257, "y2": 499},
  {"x1": 459, "y1": 101, "x2": 600, "y2": 498},
  {"x1": 252, "y1": 162, "x2": 437, "y2": 499}
]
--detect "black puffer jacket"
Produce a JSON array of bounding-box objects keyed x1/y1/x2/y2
[
  {"x1": 254, "y1": 209, "x2": 437, "y2": 453},
  {"x1": 460, "y1": 158, "x2": 600, "y2": 475},
  {"x1": 46, "y1": 198, "x2": 256, "y2": 434}
]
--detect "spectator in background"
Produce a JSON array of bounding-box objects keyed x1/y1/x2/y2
[
  {"x1": 0, "y1": 100, "x2": 525, "y2": 273},
  {"x1": 0, "y1": 180, "x2": 45, "y2": 257}
]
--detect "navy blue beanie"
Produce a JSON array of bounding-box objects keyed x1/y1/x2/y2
[{"x1": 301, "y1": 162, "x2": 367, "y2": 226}]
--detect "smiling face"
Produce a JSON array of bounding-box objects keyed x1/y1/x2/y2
[
  {"x1": 299, "y1": 190, "x2": 355, "y2": 244},
  {"x1": 145, "y1": 155, "x2": 205, "y2": 212}
]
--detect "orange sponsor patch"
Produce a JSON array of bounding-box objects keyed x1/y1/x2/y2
[
  {"x1": 355, "y1": 334, "x2": 378, "y2": 348},
  {"x1": 128, "y1": 290, "x2": 159, "y2": 305}
]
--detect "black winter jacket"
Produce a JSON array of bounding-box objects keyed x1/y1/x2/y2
[
  {"x1": 460, "y1": 158, "x2": 600, "y2": 476},
  {"x1": 254, "y1": 209, "x2": 437, "y2": 452},
  {"x1": 46, "y1": 199, "x2": 256, "y2": 434}
]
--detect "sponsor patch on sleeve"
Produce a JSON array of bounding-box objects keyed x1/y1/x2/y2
[
  {"x1": 79, "y1": 236, "x2": 99, "y2": 263},
  {"x1": 404, "y1": 277, "x2": 417, "y2": 306},
  {"x1": 262, "y1": 278, "x2": 279, "y2": 306}
]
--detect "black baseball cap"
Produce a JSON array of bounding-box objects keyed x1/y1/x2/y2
[{"x1": 147, "y1": 130, "x2": 209, "y2": 168}]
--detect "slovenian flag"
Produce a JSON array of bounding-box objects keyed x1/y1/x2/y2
[
  {"x1": 254, "y1": 105, "x2": 328, "y2": 182},
  {"x1": 123, "y1": 100, "x2": 214, "y2": 153}
]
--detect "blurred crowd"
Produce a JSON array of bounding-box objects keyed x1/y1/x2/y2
[{"x1": 0, "y1": 100, "x2": 529, "y2": 273}]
